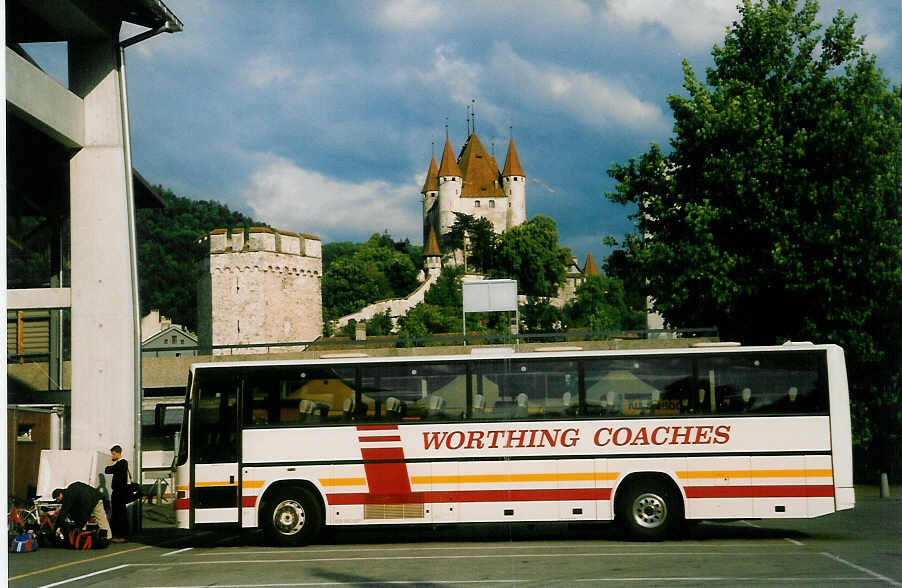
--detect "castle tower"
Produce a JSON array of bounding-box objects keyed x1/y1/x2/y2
[
  {"x1": 197, "y1": 227, "x2": 323, "y2": 355},
  {"x1": 502, "y1": 135, "x2": 526, "y2": 229},
  {"x1": 425, "y1": 128, "x2": 526, "y2": 241},
  {"x1": 437, "y1": 136, "x2": 462, "y2": 235},
  {"x1": 423, "y1": 225, "x2": 442, "y2": 275},
  {"x1": 421, "y1": 154, "x2": 439, "y2": 246}
]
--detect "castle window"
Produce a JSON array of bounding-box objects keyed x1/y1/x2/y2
[
  {"x1": 489, "y1": 200, "x2": 495, "y2": 208},
  {"x1": 475, "y1": 200, "x2": 481, "y2": 208}
]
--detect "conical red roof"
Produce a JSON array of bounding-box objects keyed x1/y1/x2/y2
[
  {"x1": 421, "y1": 156, "x2": 438, "y2": 194},
  {"x1": 502, "y1": 136, "x2": 525, "y2": 177},
  {"x1": 438, "y1": 137, "x2": 462, "y2": 177},
  {"x1": 424, "y1": 225, "x2": 441, "y2": 257},
  {"x1": 583, "y1": 252, "x2": 601, "y2": 276}
]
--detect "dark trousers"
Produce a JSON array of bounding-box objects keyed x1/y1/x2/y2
[{"x1": 110, "y1": 490, "x2": 129, "y2": 538}]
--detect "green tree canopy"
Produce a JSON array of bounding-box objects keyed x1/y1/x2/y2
[
  {"x1": 565, "y1": 275, "x2": 646, "y2": 333},
  {"x1": 443, "y1": 213, "x2": 498, "y2": 273},
  {"x1": 606, "y1": 0, "x2": 901, "y2": 476},
  {"x1": 493, "y1": 215, "x2": 571, "y2": 298},
  {"x1": 321, "y1": 232, "x2": 421, "y2": 321}
]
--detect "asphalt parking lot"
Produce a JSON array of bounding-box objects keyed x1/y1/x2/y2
[{"x1": 8, "y1": 489, "x2": 901, "y2": 587}]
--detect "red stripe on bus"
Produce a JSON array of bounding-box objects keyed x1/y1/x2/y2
[
  {"x1": 359, "y1": 435, "x2": 402, "y2": 443},
  {"x1": 326, "y1": 488, "x2": 612, "y2": 505},
  {"x1": 360, "y1": 447, "x2": 406, "y2": 461},
  {"x1": 242, "y1": 496, "x2": 257, "y2": 508},
  {"x1": 175, "y1": 499, "x2": 190, "y2": 510},
  {"x1": 684, "y1": 485, "x2": 835, "y2": 498},
  {"x1": 356, "y1": 425, "x2": 400, "y2": 431}
]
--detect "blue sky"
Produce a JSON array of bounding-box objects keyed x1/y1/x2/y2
[{"x1": 29, "y1": 1, "x2": 902, "y2": 264}]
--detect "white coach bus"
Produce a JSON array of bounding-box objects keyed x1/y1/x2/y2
[{"x1": 172, "y1": 342, "x2": 853, "y2": 543}]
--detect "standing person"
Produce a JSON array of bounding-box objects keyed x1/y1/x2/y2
[
  {"x1": 104, "y1": 445, "x2": 129, "y2": 543},
  {"x1": 52, "y1": 481, "x2": 111, "y2": 540}
]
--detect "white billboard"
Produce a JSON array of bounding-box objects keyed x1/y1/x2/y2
[{"x1": 463, "y1": 279, "x2": 518, "y2": 312}]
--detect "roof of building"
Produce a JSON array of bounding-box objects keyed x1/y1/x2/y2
[
  {"x1": 458, "y1": 134, "x2": 504, "y2": 198},
  {"x1": 583, "y1": 252, "x2": 601, "y2": 276},
  {"x1": 421, "y1": 156, "x2": 439, "y2": 194},
  {"x1": 142, "y1": 324, "x2": 198, "y2": 347},
  {"x1": 7, "y1": 0, "x2": 182, "y2": 44},
  {"x1": 438, "y1": 138, "x2": 462, "y2": 177},
  {"x1": 502, "y1": 136, "x2": 525, "y2": 177},
  {"x1": 424, "y1": 226, "x2": 442, "y2": 257}
]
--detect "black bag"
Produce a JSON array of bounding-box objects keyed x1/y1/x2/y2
[{"x1": 123, "y1": 482, "x2": 142, "y2": 504}]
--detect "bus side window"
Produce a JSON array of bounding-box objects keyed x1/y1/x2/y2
[{"x1": 360, "y1": 362, "x2": 467, "y2": 423}]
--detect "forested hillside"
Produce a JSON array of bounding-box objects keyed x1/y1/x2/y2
[{"x1": 136, "y1": 187, "x2": 264, "y2": 331}]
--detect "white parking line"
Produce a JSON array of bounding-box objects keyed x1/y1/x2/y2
[
  {"x1": 37, "y1": 564, "x2": 130, "y2": 587},
  {"x1": 820, "y1": 552, "x2": 902, "y2": 586},
  {"x1": 785, "y1": 537, "x2": 805, "y2": 546},
  {"x1": 162, "y1": 547, "x2": 194, "y2": 557}
]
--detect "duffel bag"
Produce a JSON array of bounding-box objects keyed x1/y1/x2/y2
[{"x1": 10, "y1": 531, "x2": 39, "y2": 553}]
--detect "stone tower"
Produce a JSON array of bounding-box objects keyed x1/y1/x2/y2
[
  {"x1": 197, "y1": 227, "x2": 323, "y2": 355},
  {"x1": 423, "y1": 131, "x2": 527, "y2": 244}
]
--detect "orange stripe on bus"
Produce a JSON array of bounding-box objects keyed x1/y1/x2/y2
[
  {"x1": 195, "y1": 481, "x2": 237, "y2": 487},
  {"x1": 320, "y1": 477, "x2": 367, "y2": 487}
]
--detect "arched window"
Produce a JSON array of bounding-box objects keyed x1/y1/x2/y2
[{"x1": 475, "y1": 200, "x2": 481, "y2": 208}]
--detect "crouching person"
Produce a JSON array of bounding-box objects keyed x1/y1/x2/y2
[{"x1": 52, "y1": 482, "x2": 111, "y2": 547}]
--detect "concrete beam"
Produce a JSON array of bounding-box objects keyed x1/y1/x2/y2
[
  {"x1": 7, "y1": 288, "x2": 72, "y2": 309},
  {"x1": 6, "y1": 47, "x2": 84, "y2": 148}
]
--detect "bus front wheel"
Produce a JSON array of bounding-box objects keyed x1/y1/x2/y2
[
  {"x1": 616, "y1": 477, "x2": 682, "y2": 541},
  {"x1": 263, "y1": 487, "x2": 322, "y2": 546}
]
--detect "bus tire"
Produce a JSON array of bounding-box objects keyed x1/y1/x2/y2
[
  {"x1": 262, "y1": 487, "x2": 322, "y2": 546},
  {"x1": 616, "y1": 477, "x2": 681, "y2": 541}
]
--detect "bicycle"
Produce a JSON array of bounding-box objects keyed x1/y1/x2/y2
[{"x1": 8, "y1": 496, "x2": 59, "y2": 536}]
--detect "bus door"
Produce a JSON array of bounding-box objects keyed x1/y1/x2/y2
[{"x1": 191, "y1": 371, "x2": 242, "y2": 526}]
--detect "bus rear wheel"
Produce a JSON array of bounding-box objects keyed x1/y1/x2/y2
[
  {"x1": 263, "y1": 487, "x2": 322, "y2": 546},
  {"x1": 617, "y1": 477, "x2": 682, "y2": 541}
]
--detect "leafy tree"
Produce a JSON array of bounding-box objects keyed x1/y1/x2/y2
[
  {"x1": 565, "y1": 275, "x2": 645, "y2": 332},
  {"x1": 321, "y1": 232, "x2": 420, "y2": 323},
  {"x1": 493, "y1": 215, "x2": 571, "y2": 298},
  {"x1": 521, "y1": 298, "x2": 567, "y2": 333},
  {"x1": 606, "y1": 0, "x2": 901, "y2": 478},
  {"x1": 322, "y1": 241, "x2": 359, "y2": 272},
  {"x1": 136, "y1": 187, "x2": 264, "y2": 331},
  {"x1": 443, "y1": 213, "x2": 498, "y2": 273},
  {"x1": 366, "y1": 310, "x2": 394, "y2": 336}
]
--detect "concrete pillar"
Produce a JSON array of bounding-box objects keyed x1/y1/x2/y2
[{"x1": 67, "y1": 39, "x2": 137, "y2": 463}]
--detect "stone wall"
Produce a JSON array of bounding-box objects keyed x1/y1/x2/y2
[{"x1": 197, "y1": 227, "x2": 323, "y2": 354}]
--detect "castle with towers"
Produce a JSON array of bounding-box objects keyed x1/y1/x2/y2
[
  {"x1": 420, "y1": 131, "x2": 527, "y2": 251},
  {"x1": 195, "y1": 126, "x2": 600, "y2": 351}
]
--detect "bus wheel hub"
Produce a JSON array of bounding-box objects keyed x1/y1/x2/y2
[
  {"x1": 273, "y1": 499, "x2": 306, "y2": 535},
  {"x1": 633, "y1": 493, "x2": 667, "y2": 528}
]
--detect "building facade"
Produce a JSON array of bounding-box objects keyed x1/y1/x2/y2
[{"x1": 6, "y1": 0, "x2": 182, "y2": 486}]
